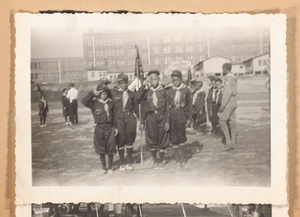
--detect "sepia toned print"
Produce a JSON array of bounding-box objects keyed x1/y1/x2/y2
[{"x1": 15, "y1": 13, "x2": 287, "y2": 205}]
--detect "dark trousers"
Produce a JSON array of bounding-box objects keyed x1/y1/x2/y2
[
  {"x1": 39, "y1": 110, "x2": 47, "y2": 125},
  {"x1": 69, "y1": 100, "x2": 78, "y2": 124}
]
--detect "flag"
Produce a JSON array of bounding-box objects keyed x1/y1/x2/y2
[
  {"x1": 135, "y1": 46, "x2": 144, "y2": 88},
  {"x1": 187, "y1": 66, "x2": 192, "y2": 87}
]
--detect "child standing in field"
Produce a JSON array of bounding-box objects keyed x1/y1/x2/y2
[
  {"x1": 81, "y1": 83, "x2": 118, "y2": 175},
  {"x1": 167, "y1": 70, "x2": 192, "y2": 168},
  {"x1": 39, "y1": 95, "x2": 49, "y2": 127},
  {"x1": 211, "y1": 78, "x2": 223, "y2": 138},
  {"x1": 110, "y1": 73, "x2": 138, "y2": 171},
  {"x1": 61, "y1": 88, "x2": 70, "y2": 124},
  {"x1": 192, "y1": 81, "x2": 207, "y2": 135}
]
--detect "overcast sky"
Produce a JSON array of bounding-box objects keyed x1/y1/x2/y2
[{"x1": 30, "y1": 14, "x2": 275, "y2": 59}]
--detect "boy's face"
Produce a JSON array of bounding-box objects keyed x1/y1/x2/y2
[
  {"x1": 216, "y1": 81, "x2": 222, "y2": 90},
  {"x1": 211, "y1": 80, "x2": 216, "y2": 88},
  {"x1": 100, "y1": 91, "x2": 108, "y2": 100},
  {"x1": 119, "y1": 81, "x2": 128, "y2": 90},
  {"x1": 172, "y1": 76, "x2": 182, "y2": 87},
  {"x1": 149, "y1": 74, "x2": 159, "y2": 88}
]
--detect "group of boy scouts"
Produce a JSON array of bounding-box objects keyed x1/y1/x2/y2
[{"x1": 80, "y1": 62, "x2": 237, "y2": 174}]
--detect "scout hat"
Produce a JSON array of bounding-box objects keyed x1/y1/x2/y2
[
  {"x1": 96, "y1": 83, "x2": 109, "y2": 92},
  {"x1": 148, "y1": 70, "x2": 160, "y2": 76},
  {"x1": 171, "y1": 70, "x2": 182, "y2": 77},
  {"x1": 117, "y1": 73, "x2": 128, "y2": 83}
]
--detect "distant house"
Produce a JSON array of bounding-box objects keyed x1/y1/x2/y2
[
  {"x1": 87, "y1": 67, "x2": 108, "y2": 81},
  {"x1": 244, "y1": 53, "x2": 270, "y2": 75},
  {"x1": 194, "y1": 56, "x2": 231, "y2": 77},
  {"x1": 231, "y1": 62, "x2": 245, "y2": 75}
]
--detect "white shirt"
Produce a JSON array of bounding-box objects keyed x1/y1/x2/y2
[
  {"x1": 128, "y1": 78, "x2": 142, "y2": 92},
  {"x1": 67, "y1": 87, "x2": 78, "y2": 102}
]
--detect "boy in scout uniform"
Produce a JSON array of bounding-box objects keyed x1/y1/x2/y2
[
  {"x1": 218, "y1": 63, "x2": 237, "y2": 151},
  {"x1": 192, "y1": 81, "x2": 207, "y2": 134},
  {"x1": 81, "y1": 83, "x2": 118, "y2": 175},
  {"x1": 136, "y1": 70, "x2": 170, "y2": 169},
  {"x1": 110, "y1": 73, "x2": 139, "y2": 171},
  {"x1": 168, "y1": 70, "x2": 192, "y2": 167}
]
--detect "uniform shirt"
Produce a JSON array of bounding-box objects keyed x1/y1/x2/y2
[
  {"x1": 221, "y1": 73, "x2": 237, "y2": 109},
  {"x1": 136, "y1": 84, "x2": 170, "y2": 123},
  {"x1": 192, "y1": 90, "x2": 206, "y2": 113},
  {"x1": 39, "y1": 99, "x2": 49, "y2": 113},
  {"x1": 167, "y1": 84, "x2": 192, "y2": 120},
  {"x1": 128, "y1": 78, "x2": 142, "y2": 92},
  {"x1": 67, "y1": 87, "x2": 78, "y2": 103},
  {"x1": 110, "y1": 89, "x2": 139, "y2": 115},
  {"x1": 81, "y1": 92, "x2": 114, "y2": 124}
]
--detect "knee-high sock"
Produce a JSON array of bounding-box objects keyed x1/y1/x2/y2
[
  {"x1": 179, "y1": 146, "x2": 185, "y2": 163},
  {"x1": 100, "y1": 154, "x2": 106, "y2": 170},
  {"x1": 229, "y1": 120, "x2": 237, "y2": 146},
  {"x1": 150, "y1": 149, "x2": 157, "y2": 163},
  {"x1": 118, "y1": 148, "x2": 125, "y2": 165},
  {"x1": 65, "y1": 116, "x2": 68, "y2": 122},
  {"x1": 108, "y1": 155, "x2": 113, "y2": 170},
  {"x1": 173, "y1": 147, "x2": 180, "y2": 162},
  {"x1": 158, "y1": 150, "x2": 165, "y2": 164},
  {"x1": 219, "y1": 121, "x2": 232, "y2": 145},
  {"x1": 127, "y1": 146, "x2": 133, "y2": 164}
]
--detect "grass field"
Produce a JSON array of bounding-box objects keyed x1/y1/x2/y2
[{"x1": 31, "y1": 76, "x2": 270, "y2": 186}]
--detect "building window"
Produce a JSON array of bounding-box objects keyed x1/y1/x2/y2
[
  {"x1": 174, "y1": 35, "x2": 182, "y2": 43},
  {"x1": 258, "y1": 60, "x2": 262, "y2": 65},
  {"x1": 88, "y1": 50, "x2": 93, "y2": 58},
  {"x1": 88, "y1": 61, "x2": 93, "y2": 67},
  {"x1": 87, "y1": 39, "x2": 92, "y2": 47},
  {"x1": 186, "y1": 35, "x2": 193, "y2": 42},
  {"x1": 116, "y1": 49, "x2": 120, "y2": 56},
  {"x1": 154, "y1": 37, "x2": 160, "y2": 43},
  {"x1": 153, "y1": 47, "x2": 161, "y2": 54},
  {"x1": 196, "y1": 45, "x2": 202, "y2": 52},
  {"x1": 240, "y1": 65, "x2": 243, "y2": 69},
  {"x1": 95, "y1": 50, "x2": 100, "y2": 57},
  {"x1": 100, "y1": 50, "x2": 104, "y2": 57},
  {"x1": 163, "y1": 36, "x2": 171, "y2": 43},
  {"x1": 95, "y1": 39, "x2": 99, "y2": 46}
]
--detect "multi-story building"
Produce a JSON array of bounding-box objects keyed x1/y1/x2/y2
[
  {"x1": 82, "y1": 27, "x2": 270, "y2": 78},
  {"x1": 31, "y1": 57, "x2": 86, "y2": 84}
]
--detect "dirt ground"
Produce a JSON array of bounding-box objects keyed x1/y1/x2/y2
[{"x1": 32, "y1": 76, "x2": 270, "y2": 187}]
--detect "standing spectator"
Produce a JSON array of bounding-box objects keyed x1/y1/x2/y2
[
  {"x1": 111, "y1": 73, "x2": 138, "y2": 171},
  {"x1": 108, "y1": 204, "x2": 122, "y2": 217},
  {"x1": 61, "y1": 88, "x2": 70, "y2": 124},
  {"x1": 218, "y1": 63, "x2": 237, "y2": 151},
  {"x1": 206, "y1": 76, "x2": 216, "y2": 132},
  {"x1": 136, "y1": 70, "x2": 170, "y2": 170},
  {"x1": 192, "y1": 81, "x2": 207, "y2": 135},
  {"x1": 167, "y1": 70, "x2": 192, "y2": 168},
  {"x1": 67, "y1": 83, "x2": 78, "y2": 125},
  {"x1": 212, "y1": 78, "x2": 225, "y2": 141},
  {"x1": 81, "y1": 83, "x2": 118, "y2": 175},
  {"x1": 39, "y1": 95, "x2": 49, "y2": 127}
]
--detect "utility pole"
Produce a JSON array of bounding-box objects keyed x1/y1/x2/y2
[
  {"x1": 207, "y1": 31, "x2": 210, "y2": 58},
  {"x1": 147, "y1": 34, "x2": 151, "y2": 65},
  {"x1": 92, "y1": 36, "x2": 96, "y2": 67}
]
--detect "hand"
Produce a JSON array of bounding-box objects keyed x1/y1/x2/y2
[
  {"x1": 185, "y1": 119, "x2": 191, "y2": 128},
  {"x1": 164, "y1": 122, "x2": 170, "y2": 131},
  {"x1": 219, "y1": 105, "x2": 225, "y2": 113},
  {"x1": 139, "y1": 124, "x2": 145, "y2": 131},
  {"x1": 94, "y1": 91, "x2": 100, "y2": 96},
  {"x1": 114, "y1": 128, "x2": 118, "y2": 136},
  {"x1": 207, "y1": 121, "x2": 212, "y2": 129}
]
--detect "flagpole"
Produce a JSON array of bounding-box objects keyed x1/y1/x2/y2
[{"x1": 136, "y1": 46, "x2": 144, "y2": 165}]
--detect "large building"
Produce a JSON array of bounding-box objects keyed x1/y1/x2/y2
[
  {"x1": 31, "y1": 57, "x2": 86, "y2": 83},
  {"x1": 82, "y1": 27, "x2": 270, "y2": 77}
]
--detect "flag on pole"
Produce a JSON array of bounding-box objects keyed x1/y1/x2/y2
[
  {"x1": 135, "y1": 46, "x2": 144, "y2": 88},
  {"x1": 135, "y1": 45, "x2": 145, "y2": 165}
]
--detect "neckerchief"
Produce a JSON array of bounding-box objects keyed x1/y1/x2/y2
[
  {"x1": 173, "y1": 83, "x2": 185, "y2": 108},
  {"x1": 98, "y1": 98, "x2": 112, "y2": 119},
  {"x1": 212, "y1": 88, "x2": 217, "y2": 102},
  {"x1": 192, "y1": 89, "x2": 201, "y2": 106},
  {"x1": 150, "y1": 85, "x2": 163, "y2": 108},
  {"x1": 118, "y1": 88, "x2": 128, "y2": 110},
  {"x1": 41, "y1": 99, "x2": 47, "y2": 109}
]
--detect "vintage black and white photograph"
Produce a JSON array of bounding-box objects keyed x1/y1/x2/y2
[
  {"x1": 31, "y1": 203, "x2": 272, "y2": 217},
  {"x1": 15, "y1": 13, "x2": 287, "y2": 204}
]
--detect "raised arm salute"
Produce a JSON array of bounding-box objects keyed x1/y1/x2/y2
[{"x1": 136, "y1": 70, "x2": 170, "y2": 170}]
